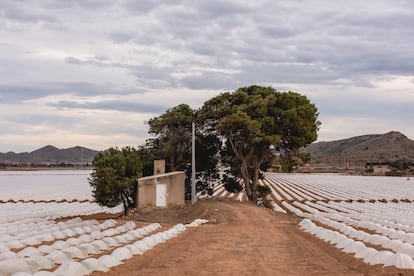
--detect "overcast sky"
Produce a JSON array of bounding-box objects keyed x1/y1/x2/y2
[{"x1": 1, "y1": 0, "x2": 414, "y2": 152}]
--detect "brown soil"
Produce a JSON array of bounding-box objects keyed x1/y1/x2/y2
[{"x1": 91, "y1": 199, "x2": 414, "y2": 276}]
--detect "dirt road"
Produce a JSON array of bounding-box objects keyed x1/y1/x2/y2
[{"x1": 92, "y1": 200, "x2": 414, "y2": 276}]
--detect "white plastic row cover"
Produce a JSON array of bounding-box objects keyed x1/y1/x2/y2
[
  {"x1": 14, "y1": 223, "x2": 187, "y2": 276},
  {"x1": 299, "y1": 219, "x2": 414, "y2": 269}
]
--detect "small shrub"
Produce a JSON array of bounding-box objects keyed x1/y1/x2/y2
[
  {"x1": 391, "y1": 199, "x2": 399, "y2": 203},
  {"x1": 223, "y1": 175, "x2": 243, "y2": 193},
  {"x1": 369, "y1": 199, "x2": 376, "y2": 203},
  {"x1": 261, "y1": 196, "x2": 273, "y2": 209},
  {"x1": 357, "y1": 199, "x2": 365, "y2": 203},
  {"x1": 257, "y1": 185, "x2": 271, "y2": 198},
  {"x1": 378, "y1": 198, "x2": 388, "y2": 203}
]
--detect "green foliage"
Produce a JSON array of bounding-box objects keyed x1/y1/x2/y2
[
  {"x1": 257, "y1": 185, "x2": 271, "y2": 198},
  {"x1": 137, "y1": 140, "x2": 159, "y2": 177},
  {"x1": 147, "y1": 104, "x2": 194, "y2": 171},
  {"x1": 89, "y1": 147, "x2": 142, "y2": 214},
  {"x1": 146, "y1": 104, "x2": 220, "y2": 199},
  {"x1": 199, "y1": 85, "x2": 320, "y2": 201},
  {"x1": 389, "y1": 159, "x2": 412, "y2": 171},
  {"x1": 278, "y1": 154, "x2": 297, "y2": 173}
]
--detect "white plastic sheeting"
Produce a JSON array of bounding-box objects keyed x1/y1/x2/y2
[
  {"x1": 264, "y1": 173, "x2": 414, "y2": 271},
  {"x1": 299, "y1": 218, "x2": 414, "y2": 269},
  {"x1": 5, "y1": 221, "x2": 190, "y2": 275},
  {"x1": 80, "y1": 258, "x2": 109, "y2": 273},
  {"x1": 0, "y1": 217, "x2": 113, "y2": 251},
  {"x1": 0, "y1": 258, "x2": 36, "y2": 274},
  {"x1": 0, "y1": 202, "x2": 123, "y2": 223},
  {"x1": 185, "y1": 219, "x2": 209, "y2": 227},
  {"x1": 54, "y1": 261, "x2": 90, "y2": 276}
]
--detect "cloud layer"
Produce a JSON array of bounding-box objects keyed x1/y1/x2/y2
[{"x1": 1, "y1": 0, "x2": 414, "y2": 152}]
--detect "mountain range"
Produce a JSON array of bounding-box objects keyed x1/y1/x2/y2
[
  {"x1": 1, "y1": 131, "x2": 413, "y2": 166},
  {"x1": 304, "y1": 131, "x2": 414, "y2": 166},
  {"x1": 0, "y1": 145, "x2": 99, "y2": 164}
]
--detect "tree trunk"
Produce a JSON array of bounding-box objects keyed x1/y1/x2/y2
[
  {"x1": 123, "y1": 190, "x2": 132, "y2": 208},
  {"x1": 251, "y1": 162, "x2": 260, "y2": 200},
  {"x1": 228, "y1": 135, "x2": 260, "y2": 202},
  {"x1": 241, "y1": 160, "x2": 253, "y2": 200},
  {"x1": 241, "y1": 157, "x2": 262, "y2": 202},
  {"x1": 120, "y1": 193, "x2": 128, "y2": 216},
  {"x1": 170, "y1": 156, "x2": 175, "y2": 172}
]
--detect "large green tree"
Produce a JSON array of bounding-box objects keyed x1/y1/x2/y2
[
  {"x1": 89, "y1": 147, "x2": 142, "y2": 215},
  {"x1": 147, "y1": 104, "x2": 194, "y2": 171},
  {"x1": 199, "y1": 85, "x2": 320, "y2": 201},
  {"x1": 146, "y1": 104, "x2": 220, "y2": 198}
]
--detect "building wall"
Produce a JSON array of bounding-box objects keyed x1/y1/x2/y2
[
  {"x1": 137, "y1": 178, "x2": 157, "y2": 208},
  {"x1": 137, "y1": 171, "x2": 185, "y2": 208},
  {"x1": 166, "y1": 173, "x2": 185, "y2": 206},
  {"x1": 373, "y1": 165, "x2": 391, "y2": 175},
  {"x1": 154, "y1": 160, "x2": 165, "y2": 175}
]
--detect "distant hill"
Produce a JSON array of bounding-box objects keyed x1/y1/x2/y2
[
  {"x1": 304, "y1": 131, "x2": 414, "y2": 166},
  {"x1": 0, "y1": 145, "x2": 99, "y2": 164}
]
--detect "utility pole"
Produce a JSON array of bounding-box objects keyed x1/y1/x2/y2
[{"x1": 191, "y1": 122, "x2": 196, "y2": 205}]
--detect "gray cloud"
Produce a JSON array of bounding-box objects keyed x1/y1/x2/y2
[
  {"x1": 2, "y1": 7, "x2": 57, "y2": 23},
  {"x1": 1, "y1": 0, "x2": 414, "y2": 151},
  {"x1": 98, "y1": 1, "x2": 413, "y2": 88},
  {"x1": 3, "y1": 0, "x2": 414, "y2": 91},
  {"x1": 0, "y1": 82, "x2": 140, "y2": 103},
  {"x1": 49, "y1": 100, "x2": 165, "y2": 114},
  {"x1": 180, "y1": 72, "x2": 239, "y2": 90}
]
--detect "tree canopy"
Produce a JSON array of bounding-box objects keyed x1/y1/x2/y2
[
  {"x1": 199, "y1": 85, "x2": 320, "y2": 201},
  {"x1": 147, "y1": 104, "x2": 194, "y2": 172},
  {"x1": 89, "y1": 147, "x2": 142, "y2": 214},
  {"x1": 145, "y1": 103, "x2": 220, "y2": 198},
  {"x1": 89, "y1": 85, "x2": 319, "y2": 207}
]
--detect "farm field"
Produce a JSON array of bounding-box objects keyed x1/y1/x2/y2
[
  {"x1": 1, "y1": 170, "x2": 414, "y2": 275},
  {"x1": 212, "y1": 173, "x2": 414, "y2": 270},
  {"x1": 0, "y1": 170, "x2": 204, "y2": 275},
  {"x1": 0, "y1": 170, "x2": 122, "y2": 223}
]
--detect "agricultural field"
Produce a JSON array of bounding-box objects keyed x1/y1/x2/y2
[
  {"x1": 0, "y1": 170, "x2": 204, "y2": 275},
  {"x1": 0, "y1": 170, "x2": 122, "y2": 223},
  {"x1": 212, "y1": 173, "x2": 414, "y2": 269},
  {"x1": 2, "y1": 170, "x2": 414, "y2": 274}
]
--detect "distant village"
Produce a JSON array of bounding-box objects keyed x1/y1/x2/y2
[
  {"x1": 0, "y1": 161, "x2": 94, "y2": 170},
  {"x1": 295, "y1": 161, "x2": 414, "y2": 176}
]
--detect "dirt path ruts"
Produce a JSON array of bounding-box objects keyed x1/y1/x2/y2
[{"x1": 92, "y1": 200, "x2": 414, "y2": 276}]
